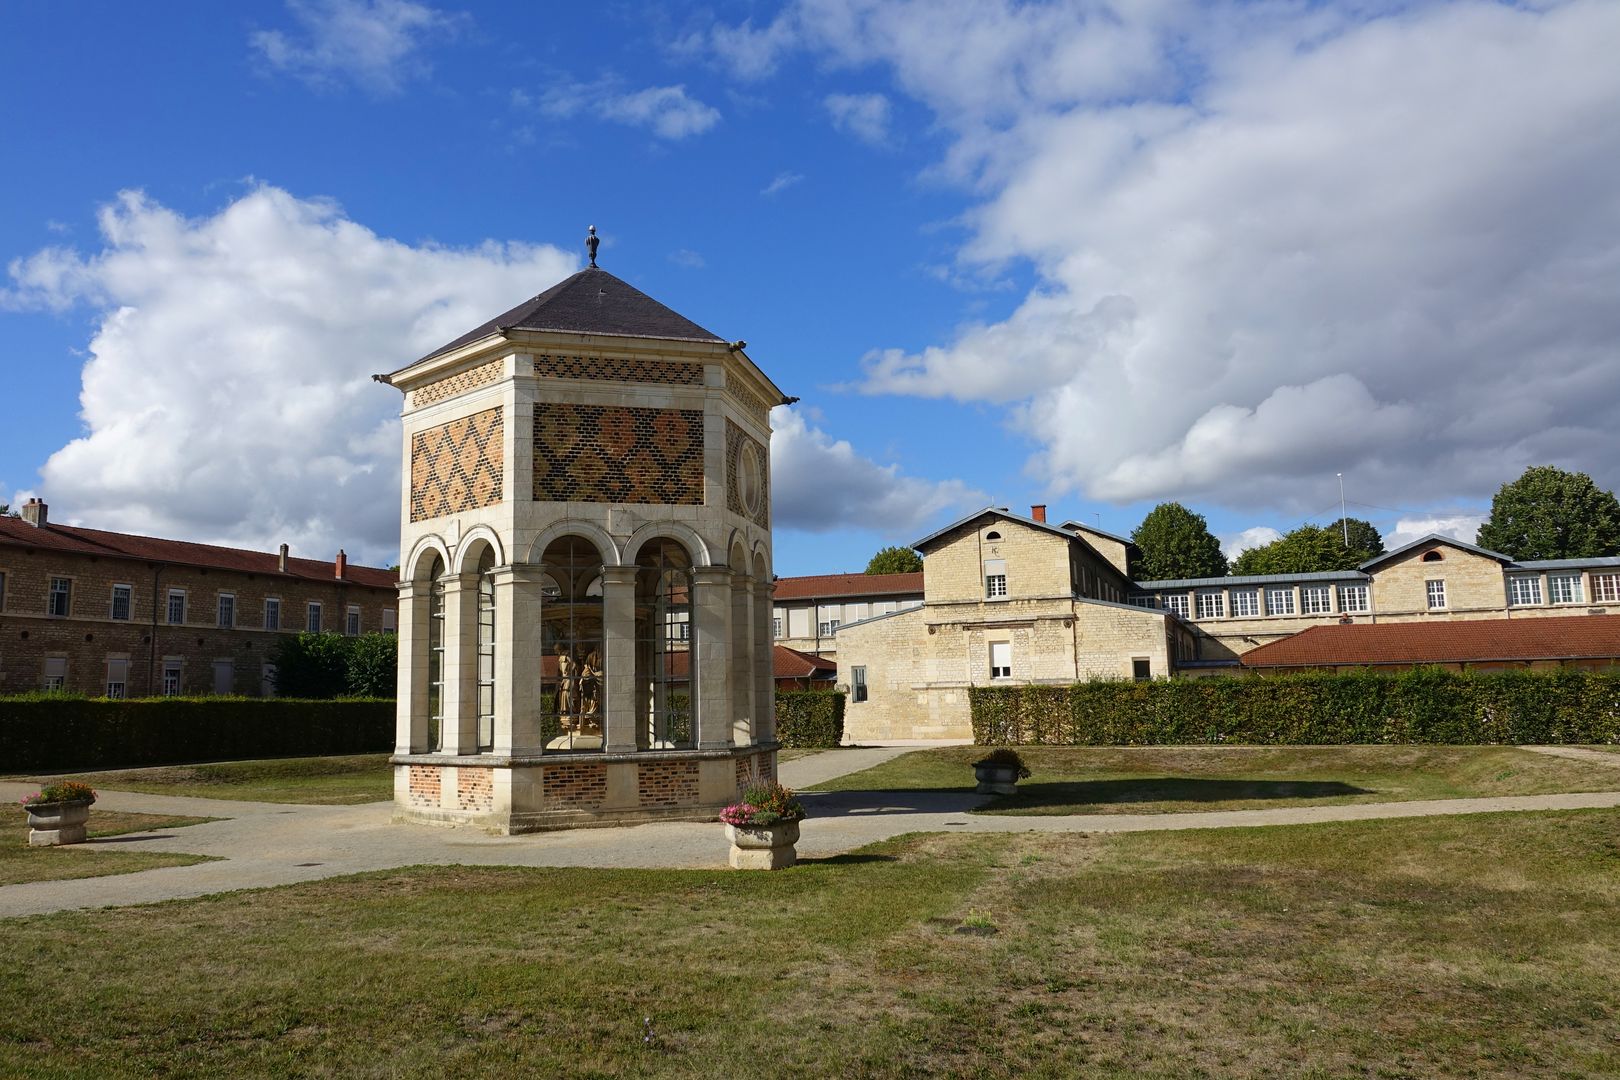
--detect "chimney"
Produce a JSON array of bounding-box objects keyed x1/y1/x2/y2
[
  {"x1": 278, "y1": 544, "x2": 289, "y2": 572},
  {"x1": 1031, "y1": 504, "x2": 1047, "y2": 523},
  {"x1": 21, "y1": 498, "x2": 47, "y2": 528},
  {"x1": 335, "y1": 549, "x2": 347, "y2": 580}
]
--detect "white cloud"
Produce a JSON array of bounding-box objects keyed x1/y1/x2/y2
[
  {"x1": 1385, "y1": 514, "x2": 1486, "y2": 552},
  {"x1": 1222, "y1": 526, "x2": 1282, "y2": 562},
  {"x1": 761, "y1": 171, "x2": 804, "y2": 197},
  {"x1": 706, "y1": 0, "x2": 1620, "y2": 520},
  {"x1": 535, "y1": 81, "x2": 720, "y2": 140},
  {"x1": 824, "y1": 92, "x2": 892, "y2": 145},
  {"x1": 250, "y1": 0, "x2": 459, "y2": 95},
  {"x1": 769, "y1": 407, "x2": 984, "y2": 536},
  {"x1": 668, "y1": 248, "x2": 706, "y2": 269},
  {"x1": 5, "y1": 186, "x2": 577, "y2": 565}
]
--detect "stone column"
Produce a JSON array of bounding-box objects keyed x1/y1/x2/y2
[
  {"x1": 730, "y1": 568, "x2": 754, "y2": 745},
  {"x1": 492, "y1": 565, "x2": 546, "y2": 755},
  {"x1": 753, "y1": 576, "x2": 776, "y2": 744},
  {"x1": 600, "y1": 566, "x2": 639, "y2": 754},
  {"x1": 439, "y1": 570, "x2": 480, "y2": 755},
  {"x1": 691, "y1": 566, "x2": 733, "y2": 749},
  {"x1": 395, "y1": 581, "x2": 425, "y2": 754}
]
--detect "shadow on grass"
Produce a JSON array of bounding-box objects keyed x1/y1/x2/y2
[
  {"x1": 995, "y1": 777, "x2": 1373, "y2": 811},
  {"x1": 793, "y1": 853, "x2": 900, "y2": 866}
]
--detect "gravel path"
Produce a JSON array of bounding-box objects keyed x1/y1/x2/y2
[{"x1": 4, "y1": 748, "x2": 1618, "y2": 919}]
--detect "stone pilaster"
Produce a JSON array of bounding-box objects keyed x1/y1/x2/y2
[
  {"x1": 600, "y1": 566, "x2": 639, "y2": 754},
  {"x1": 692, "y1": 566, "x2": 733, "y2": 748}
]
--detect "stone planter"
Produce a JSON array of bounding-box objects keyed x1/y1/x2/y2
[
  {"x1": 725, "y1": 819, "x2": 800, "y2": 870},
  {"x1": 25, "y1": 800, "x2": 92, "y2": 847},
  {"x1": 973, "y1": 763, "x2": 1022, "y2": 796}
]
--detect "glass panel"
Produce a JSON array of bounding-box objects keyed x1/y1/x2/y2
[
  {"x1": 476, "y1": 552, "x2": 496, "y2": 753},
  {"x1": 540, "y1": 537, "x2": 606, "y2": 751},
  {"x1": 427, "y1": 556, "x2": 445, "y2": 752},
  {"x1": 634, "y1": 538, "x2": 692, "y2": 750}
]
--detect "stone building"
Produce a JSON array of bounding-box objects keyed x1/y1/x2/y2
[
  {"x1": 377, "y1": 251, "x2": 787, "y2": 832},
  {"x1": 835, "y1": 506, "x2": 1620, "y2": 740},
  {"x1": 770, "y1": 571, "x2": 923, "y2": 659},
  {"x1": 0, "y1": 499, "x2": 396, "y2": 697}
]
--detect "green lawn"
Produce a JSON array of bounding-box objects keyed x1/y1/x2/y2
[
  {"x1": 1, "y1": 806, "x2": 215, "y2": 886},
  {"x1": 809, "y1": 744, "x2": 1620, "y2": 815},
  {"x1": 2, "y1": 810, "x2": 1616, "y2": 1077},
  {"x1": 12, "y1": 754, "x2": 394, "y2": 805}
]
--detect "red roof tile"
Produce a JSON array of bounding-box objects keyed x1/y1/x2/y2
[
  {"x1": 773, "y1": 572, "x2": 922, "y2": 601},
  {"x1": 0, "y1": 517, "x2": 396, "y2": 589},
  {"x1": 1240, "y1": 615, "x2": 1620, "y2": 668},
  {"x1": 772, "y1": 644, "x2": 838, "y2": 679}
]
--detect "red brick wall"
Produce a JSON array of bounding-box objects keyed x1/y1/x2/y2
[
  {"x1": 456, "y1": 767, "x2": 493, "y2": 811},
  {"x1": 408, "y1": 765, "x2": 439, "y2": 807},
  {"x1": 542, "y1": 761, "x2": 607, "y2": 811},
  {"x1": 637, "y1": 759, "x2": 700, "y2": 807}
]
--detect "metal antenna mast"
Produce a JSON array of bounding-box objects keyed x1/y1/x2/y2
[{"x1": 1337, "y1": 473, "x2": 1348, "y2": 546}]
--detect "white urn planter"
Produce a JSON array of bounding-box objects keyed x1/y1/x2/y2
[
  {"x1": 25, "y1": 800, "x2": 92, "y2": 847},
  {"x1": 973, "y1": 763, "x2": 1022, "y2": 796},
  {"x1": 725, "y1": 820, "x2": 800, "y2": 870}
]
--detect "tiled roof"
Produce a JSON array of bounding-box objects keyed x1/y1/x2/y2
[
  {"x1": 0, "y1": 517, "x2": 396, "y2": 589},
  {"x1": 772, "y1": 572, "x2": 923, "y2": 601},
  {"x1": 414, "y1": 267, "x2": 724, "y2": 364},
  {"x1": 1239, "y1": 614, "x2": 1620, "y2": 668},
  {"x1": 772, "y1": 645, "x2": 838, "y2": 679}
]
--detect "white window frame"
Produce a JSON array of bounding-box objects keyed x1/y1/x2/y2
[
  {"x1": 818, "y1": 619, "x2": 840, "y2": 637},
  {"x1": 307, "y1": 601, "x2": 322, "y2": 633},
  {"x1": 264, "y1": 597, "x2": 281, "y2": 631},
  {"x1": 1231, "y1": 589, "x2": 1260, "y2": 617},
  {"x1": 1508, "y1": 575, "x2": 1543, "y2": 607},
  {"x1": 1196, "y1": 591, "x2": 1225, "y2": 619},
  {"x1": 43, "y1": 656, "x2": 68, "y2": 691},
  {"x1": 381, "y1": 607, "x2": 396, "y2": 633},
  {"x1": 106, "y1": 657, "x2": 129, "y2": 699},
  {"x1": 772, "y1": 616, "x2": 783, "y2": 639},
  {"x1": 1426, "y1": 579, "x2": 1447, "y2": 610},
  {"x1": 1593, "y1": 573, "x2": 1620, "y2": 603},
  {"x1": 1164, "y1": 593, "x2": 1190, "y2": 618},
  {"x1": 167, "y1": 588, "x2": 187, "y2": 625},
  {"x1": 218, "y1": 592, "x2": 236, "y2": 628},
  {"x1": 345, "y1": 605, "x2": 362, "y2": 636},
  {"x1": 1337, "y1": 584, "x2": 1370, "y2": 613},
  {"x1": 162, "y1": 659, "x2": 183, "y2": 697},
  {"x1": 1266, "y1": 587, "x2": 1296, "y2": 616},
  {"x1": 1548, "y1": 573, "x2": 1582, "y2": 605},
  {"x1": 110, "y1": 584, "x2": 133, "y2": 621},
  {"x1": 1301, "y1": 585, "x2": 1332, "y2": 614},
  {"x1": 48, "y1": 576, "x2": 71, "y2": 617},
  {"x1": 989, "y1": 641, "x2": 1012, "y2": 679}
]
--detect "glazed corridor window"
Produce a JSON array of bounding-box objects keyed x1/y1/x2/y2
[
  {"x1": 1548, "y1": 573, "x2": 1583, "y2": 604},
  {"x1": 1426, "y1": 579, "x2": 1447, "y2": 609},
  {"x1": 110, "y1": 584, "x2": 132, "y2": 621},
  {"x1": 538, "y1": 536, "x2": 605, "y2": 751},
  {"x1": 851, "y1": 665, "x2": 868, "y2": 703},
  {"x1": 1301, "y1": 586, "x2": 1332, "y2": 614},
  {"x1": 1266, "y1": 588, "x2": 1295, "y2": 616},
  {"x1": 48, "y1": 577, "x2": 71, "y2": 617},
  {"x1": 1164, "y1": 593, "x2": 1190, "y2": 618},
  {"x1": 1593, "y1": 573, "x2": 1620, "y2": 603},
  {"x1": 1508, "y1": 576, "x2": 1542, "y2": 606},
  {"x1": 989, "y1": 641, "x2": 1012, "y2": 679},
  {"x1": 167, "y1": 589, "x2": 186, "y2": 624},
  {"x1": 1231, "y1": 589, "x2": 1260, "y2": 617},
  {"x1": 1338, "y1": 584, "x2": 1370, "y2": 613},
  {"x1": 985, "y1": 559, "x2": 1008, "y2": 599},
  {"x1": 1196, "y1": 591, "x2": 1225, "y2": 619}
]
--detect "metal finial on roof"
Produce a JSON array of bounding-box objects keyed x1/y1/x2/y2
[{"x1": 586, "y1": 225, "x2": 599, "y2": 268}]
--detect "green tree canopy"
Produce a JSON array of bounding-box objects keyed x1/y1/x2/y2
[
  {"x1": 865, "y1": 546, "x2": 923, "y2": 575},
  {"x1": 1129, "y1": 502, "x2": 1228, "y2": 580},
  {"x1": 1232, "y1": 518, "x2": 1385, "y2": 575},
  {"x1": 1475, "y1": 465, "x2": 1620, "y2": 560},
  {"x1": 271, "y1": 632, "x2": 398, "y2": 698}
]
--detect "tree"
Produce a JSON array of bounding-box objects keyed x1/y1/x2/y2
[
  {"x1": 1232, "y1": 518, "x2": 1385, "y2": 575},
  {"x1": 270, "y1": 631, "x2": 398, "y2": 698},
  {"x1": 1129, "y1": 502, "x2": 1228, "y2": 580},
  {"x1": 1475, "y1": 465, "x2": 1620, "y2": 560},
  {"x1": 865, "y1": 546, "x2": 923, "y2": 575}
]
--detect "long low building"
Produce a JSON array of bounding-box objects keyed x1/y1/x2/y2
[{"x1": 1238, "y1": 614, "x2": 1620, "y2": 672}]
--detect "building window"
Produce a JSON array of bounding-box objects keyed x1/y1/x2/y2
[
  {"x1": 1196, "y1": 591, "x2": 1225, "y2": 619},
  {"x1": 1266, "y1": 587, "x2": 1295, "y2": 616},
  {"x1": 212, "y1": 660, "x2": 234, "y2": 695},
  {"x1": 1594, "y1": 573, "x2": 1620, "y2": 603},
  {"x1": 851, "y1": 665, "x2": 868, "y2": 703},
  {"x1": 1548, "y1": 573, "x2": 1583, "y2": 605},
  {"x1": 1132, "y1": 658, "x2": 1151, "y2": 682},
  {"x1": 674, "y1": 620, "x2": 691, "y2": 642},
  {"x1": 1421, "y1": 551, "x2": 1444, "y2": 562},
  {"x1": 42, "y1": 656, "x2": 67, "y2": 691},
  {"x1": 985, "y1": 558, "x2": 1008, "y2": 599},
  {"x1": 1338, "y1": 584, "x2": 1370, "y2": 613},
  {"x1": 381, "y1": 607, "x2": 396, "y2": 633},
  {"x1": 818, "y1": 619, "x2": 840, "y2": 637},
  {"x1": 1128, "y1": 594, "x2": 1157, "y2": 609},
  {"x1": 167, "y1": 589, "x2": 186, "y2": 625},
  {"x1": 1231, "y1": 589, "x2": 1260, "y2": 617},
  {"x1": 307, "y1": 602, "x2": 322, "y2": 633},
  {"x1": 48, "y1": 577, "x2": 71, "y2": 617},
  {"x1": 1301, "y1": 585, "x2": 1332, "y2": 614},
  {"x1": 1426, "y1": 579, "x2": 1447, "y2": 609},
  {"x1": 346, "y1": 606, "x2": 361, "y2": 636},
  {"x1": 772, "y1": 616, "x2": 783, "y2": 639},
  {"x1": 106, "y1": 658, "x2": 129, "y2": 699},
  {"x1": 1164, "y1": 593, "x2": 1190, "y2": 618},
  {"x1": 218, "y1": 593, "x2": 236, "y2": 628},
  {"x1": 989, "y1": 641, "x2": 1012, "y2": 679},
  {"x1": 110, "y1": 584, "x2": 132, "y2": 621},
  {"x1": 264, "y1": 597, "x2": 281, "y2": 630},
  {"x1": 162, "y1": 660, "x2": 182, "y2": 696},
  {"x1": 0, "y1": 570, "x2": 6, "y2": 612},
  {"x1": 1508, "y1": 575, "x2": 1543, "y2": 606}
]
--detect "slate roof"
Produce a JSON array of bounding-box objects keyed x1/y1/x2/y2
[
  {"x1": 912, "y1": 506, "x2": 1079, "y2": 550},
  {"x1": 0, "y1": 516, "x2": 396, "y2": 589},
  {"x1": 1238, "y1": 614, "x2": 1620, "y2": 669},
  {"x1": 772, "y1": 572, "x2": 923, "y2": 601},
  {"x1": 1136, "y1": 570, "x2": 1368, "y2": 590},
  {"x1": 414, "y1": 267, "x2": 725, "y2": 365}
]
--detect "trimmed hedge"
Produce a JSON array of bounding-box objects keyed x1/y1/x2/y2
[
  {"x1": 0, "y1": 696, "x2": 395, "y2": 772},
  {"x1": 775, "y1": 690, "x2": 846, "y2": 748},
  {"x1": 970, "y1": 669, "x2": 1620, "y2": 746}
]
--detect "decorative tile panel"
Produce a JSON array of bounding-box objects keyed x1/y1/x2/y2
[
  {"x1": 534, "y1": 355, "x2": 703, "y2": 385},
  {"x1": 725, "y1": 419, "x2": 770, "y2": 527},
  {"x1": 410, "y1": 407, "x2": 504, "y2": 522},
  {"x1": 410, "y1": 358, "x2": 504, "y2": 407},
  {"x1": 532, "y1": 403, "x2": 703, "y2": 505},
  {"x1": 725, "y1": 374, "x2": 776, "y2": 424}
]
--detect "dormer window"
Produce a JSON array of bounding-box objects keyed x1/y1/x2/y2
[{"x1": 1421, "y1": 551, "x2": 1443, "y2": 562}]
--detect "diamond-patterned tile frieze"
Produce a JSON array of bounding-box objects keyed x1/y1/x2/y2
[
  {"x1": 533, "y1": 402, "x2": 703, "y2": 505},
  {"x1": 410, "y1": 407, "x2": 505, "y2": 522},
  {"x1": 534, "y1": 354, "x2": 703, "y2": 386}
]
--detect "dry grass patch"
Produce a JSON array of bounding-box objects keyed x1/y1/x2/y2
[{"x1": 1, "y1": 805, "x2": 215, "y2": 886}]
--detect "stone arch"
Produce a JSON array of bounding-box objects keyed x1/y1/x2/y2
[
  {"x1": 527, "y1": 519, "x2": 621, "y2": 568},
  {"x1": 453, "y1": 525, "x2": 505, "y2": 574},
  {"x1": 624, "y1": 520, "x2": 712, "y2": 568},
  {"x1": 406, "y1": 535, "x2": 452, "y2": 583},
  {"x1": 751, "y1": 544, "x2": 770, "y2": 582}
]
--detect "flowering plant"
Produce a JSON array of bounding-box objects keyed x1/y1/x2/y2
[
  {"x1": 20, "y1": 780, "x2": 98, "y2": 807},
  {"x1": 720, "y1": 781, "x2": 805, "y2": 827},
  {"x1": 973, "y1": 748, "x2": 1031, "y2": 779}
]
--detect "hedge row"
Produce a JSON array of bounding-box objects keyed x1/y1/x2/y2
[
  {"x1": 775, "y1": 690, "x2": 846, "y2": 748},
  {"x1": 0, "y1": 696, "x2": 395, "y2": 772},
  {"x1": 970, "y1": 669, "x2": 1620, "y2": 746}
]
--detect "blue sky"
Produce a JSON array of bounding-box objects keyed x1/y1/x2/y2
[{"x1": 4, "y1": 1, "x2": 1618, "y2": 574}]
